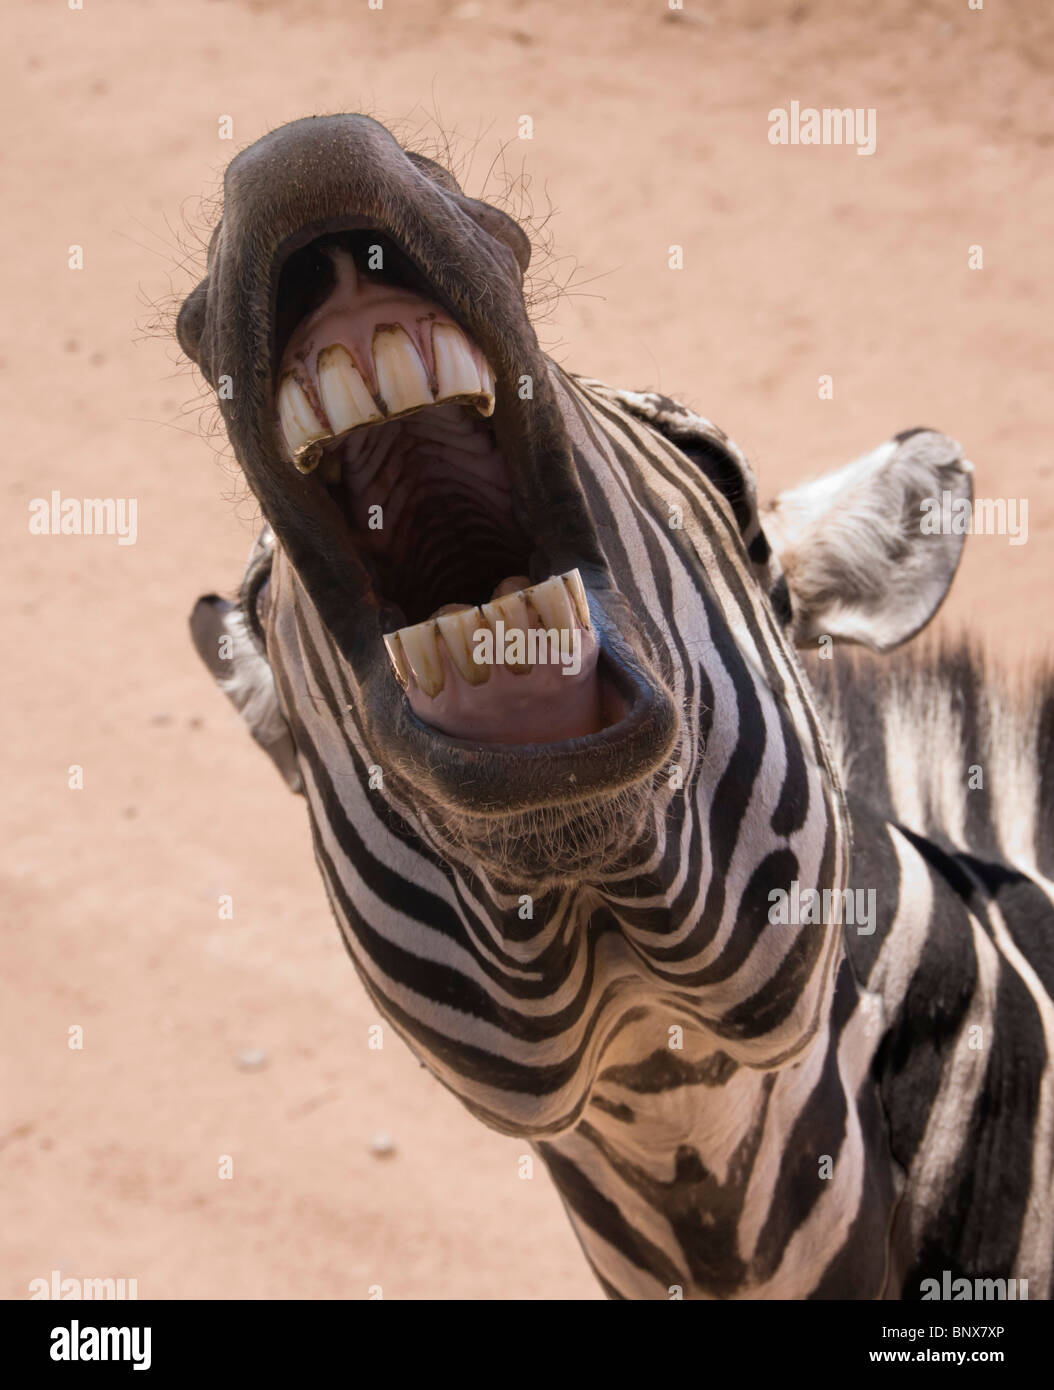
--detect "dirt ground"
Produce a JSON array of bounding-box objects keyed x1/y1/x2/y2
[{"x1": 3, "y1": 0, "x2": 1052, "y2": 1300}]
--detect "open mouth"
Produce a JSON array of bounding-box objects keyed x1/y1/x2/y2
[{"x1": 270, "y1": 229, "x2": 630, "y2": 745}]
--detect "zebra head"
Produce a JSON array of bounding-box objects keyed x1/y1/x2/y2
[{"x1": 179, "y1": 115, "x2": 971, "y2": 1155}]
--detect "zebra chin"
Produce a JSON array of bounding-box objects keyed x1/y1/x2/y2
[{"x1": 417, "y1": 773, "x2": 662, "y2": 887}]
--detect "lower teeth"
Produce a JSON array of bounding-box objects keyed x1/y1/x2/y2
[{"x1": 383, "y1": 570, "x2": 591, "y2": 696}]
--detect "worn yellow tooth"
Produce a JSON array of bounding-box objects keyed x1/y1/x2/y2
[
  {"x1": 278, "y1": 375, "x2": 329, "y2": 464},
  {"x1": 528, "y1": 574, "x2": 575, "y2": 632},
  {"x1": 432, "y1": 323, "x2": 482, "y2": 402},
  {"x1": 476, "y1": 355, "x2": 496, "y2": 418},
  {"x1": 561, "y1": 569, "x2": 592, "y2": 630},
  {"x1": 397, "y1": 620, "x2": 445, "y2": 697},
  {"x1": 383, "y1": 632, "x2": 410, "y2": 689},
  {"x1": 373, "y1": 326, "x2": 433, "y2": 416},
  {"x1": 318, "y1": 345, "x2": 383, "y2": 433},
  {"x1": 490, "y1": 575, "x2": 532, "y2": 599},
  {"x1": 293, "y1": 442, "x2": 325, "y2": 474},
  {"x1": 482, "y1": 591, "x2": 532, "y2": 673},
  {"x1": 483, "y1": 589, "x2": 531, "y2": 632},
  {"x1": 437, "y1": 606, "x2": 491, "y2": 685}
]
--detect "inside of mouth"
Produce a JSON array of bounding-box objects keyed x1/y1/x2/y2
[
  {"x1": 275, "y1": 229, "x2": 532, "y2": 626},
  {"x1": 272, "y1": 229, "x2": 628, "y2": 743},
  {"x1": 322, "y1": 406, "x2": 533, "y2": 626}
]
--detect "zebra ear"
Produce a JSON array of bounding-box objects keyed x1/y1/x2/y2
[
  {"x1": 189, "y1": 595, "x2": 303, "y2": 793},
  {"x1": 761, "y1": 429, "x2": 973, "y2": 652}
]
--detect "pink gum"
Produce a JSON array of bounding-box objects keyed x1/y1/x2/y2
[
  {"x1": 406, "y1": 629, "x2": 608, "y2": 744},
  {"x1": 277, "y1": 249, "x2": 484, "y2": 423}
]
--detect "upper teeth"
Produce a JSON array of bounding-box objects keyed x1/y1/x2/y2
[
  {"x1": 317, "y1": 345, "x2": 383, "y2": 436},
  {"x1": 383, "y1": 570, "x2": 593, "y2": 697},
  {"x1": 434, "y1": 323, "x2": 492, "y2": 411},
  {"x1": 278, "y1": 321, "x2": 495, "y2": 470},
  {"x1": 277, "y1": 376, "x2": 329, "y2": 463},
  {"x1": 374, "y1": 325, "x2": 434, "y2": 415}
]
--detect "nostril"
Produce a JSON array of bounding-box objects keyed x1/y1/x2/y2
[
  {"x1": 176, "y1": 278, "x2": 209, "y2": 369},
  {"x1": 463, "y1": 198, "x2": 532, "y2": 275}
]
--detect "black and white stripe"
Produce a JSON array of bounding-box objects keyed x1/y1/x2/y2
[{"x1": 227, "y1": 372, "x2": 1051, "y2": 1299}]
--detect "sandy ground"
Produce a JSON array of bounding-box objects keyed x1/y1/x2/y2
[{"x1": 3, "y1": 0, "x2": 1052, "y2": 1300}]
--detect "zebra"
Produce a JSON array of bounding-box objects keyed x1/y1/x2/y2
[{"x1": 177, "y1": 114, "x2": 1054, "y2": 1299}]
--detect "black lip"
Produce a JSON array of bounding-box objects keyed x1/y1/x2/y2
[{"x1": 373, "y1": 609, "x2": 679, "y2": 812}]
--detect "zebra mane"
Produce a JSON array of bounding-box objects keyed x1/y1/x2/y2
[
  {"x1": 569, "y1": 376, "x2": 782, "y2": 593},
  {"x1": 806, "y1": 641, "x2": 1054, "y2": 880}
]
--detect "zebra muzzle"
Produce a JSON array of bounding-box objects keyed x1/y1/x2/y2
[{"x1": 259, "y1": 222, "x2": 658, "y2": 754}]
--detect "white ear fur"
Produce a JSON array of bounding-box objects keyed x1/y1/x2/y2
[
  {"x1": 762, "y1": 429, "x2": 973, "y2": 651},
  {"x1": 189, "y1": 595, "x2": 303, "y2": 792}
]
